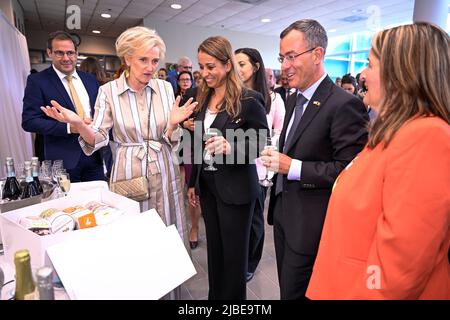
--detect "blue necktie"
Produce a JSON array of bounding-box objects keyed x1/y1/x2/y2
[{"x1": 275, "y1": 93, "x2": 308, "y2": 195}]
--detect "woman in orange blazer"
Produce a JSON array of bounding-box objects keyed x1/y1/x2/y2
[{"x1": 306, "y1": 22, "x2": 450, "y2": 299}]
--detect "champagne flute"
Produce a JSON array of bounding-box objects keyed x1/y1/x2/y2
[
  {"x1": 259, "y1": 136, "x2": 277, "y2": 187},
  {"x1": 57, "y1": 172, "x2": 71, "y2": 197},
  {"x1": 203, "y1": 128, "x2": 219, "y2": 172}
]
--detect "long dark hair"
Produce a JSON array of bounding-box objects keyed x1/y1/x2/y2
[
  {"x1": 175, "y1": 71, "x2": 193, "y2": 98},
  {"x1": 234, "y1": 47, "x2": 271, "y2": 114}
]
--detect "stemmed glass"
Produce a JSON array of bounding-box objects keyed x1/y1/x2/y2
[
  {"x1": 203, "y1": 128, "x2": 219, "y2": 172},
  {"x1": 56, "y1": 172, "x2": 71, "y2": 197},
  {"x1": 259, "y1": 136, "x2": 277, "y2": 187}
]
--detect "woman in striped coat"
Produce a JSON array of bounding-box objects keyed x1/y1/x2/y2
[{"x1": 41, "y1": 27, "x2": 197, "y2": 275}]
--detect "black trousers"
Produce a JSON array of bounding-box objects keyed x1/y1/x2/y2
[
  {"x1": 248, "y1": 186, "x2": 266, "y2": 273},
  {"x1": 272, "y1": 194, "x2": 317, "y2": 300},
  {"x1": 199, "y1": 171, "x2": 254, "y2": 300}
]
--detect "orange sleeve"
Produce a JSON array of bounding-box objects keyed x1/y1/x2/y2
[{"x1": 361, "y1": 120, "x2": 450, "y2": 299}]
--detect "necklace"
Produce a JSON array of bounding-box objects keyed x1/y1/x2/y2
[{"x1": 207, "y1": 107, "x2": 218, "y2": 114}]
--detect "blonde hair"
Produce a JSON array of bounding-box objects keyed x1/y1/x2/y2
[
  {"x1": 196, "y1": 36, "x2": 243, "y2": 119},
  {"x1": 115, "y1": 26, "x2": 166, "y2": 63},
  {"x1": 368, "y1": 22, "x2": 450, "y2": 149}
]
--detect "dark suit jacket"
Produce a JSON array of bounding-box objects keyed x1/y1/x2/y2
[
  {"x1": 188, "y1": 89, "x2": 269, "y2": 205},
  {"x1": 22, "y1": 67, "x2": 100, "y2": 169},
  {"x1": 268, "y1": 76, "x2": 369, "y2": 255},
  {"x1": 274, "y1": 86, "x2": 290, "y2": 106}
]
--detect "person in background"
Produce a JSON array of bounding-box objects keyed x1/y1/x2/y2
[
  {"x1": 80, "y1": 57, "x2": 108, "y2": 85},
  {"x1": 157, "y1": 67, "x2": 167, "y2": 80},
  {"x1": 274, "y1": 70, "x2": 292, "y2": 105},
  {"x1": 187, "y1": 36, "x2": 268, "y2": 299},
  {"x1": 234, "y1": 47, "x2": 286, "y2": 282},
  {"x1": 167, "y1": 56, "x2": 194, "y2": 91},
  {"x1": 175, "y1": 71, "x2": 193, "y2": 99},
  {"x1": 22, "y1": 31, "x2": 104, "y2": 182},
  {"x1": 307, "y1": 22, "x2": 450, "y2": 300},
  {"x1": 113, "y1": 63, "x2": 127, "y2": 80},
  {"x1": 40, "y1": 26, "x2": 198, "y2": 299},
  {"x1": 261, "y1": 19, "x2": 368, "y2": 299},
  {"x1": 193, "y1": 70, "x2": 202, "y2": 87},
  {"x1": 174, "y1": 70, "x2": 200, "y2": 250},
  {"x1": 341, "y1": 73, "x2": 358, "y2": 95},
  {"x1": 335, "y1": 76, "x2": 342, "y2": 87},
  {"x1": 79, "y1": 56, "x2": 114, "y2": 180}
]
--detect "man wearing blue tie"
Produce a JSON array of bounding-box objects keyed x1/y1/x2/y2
[
  {"x1": 261, "y1": 19, "x2": 369, "y2": 299},
  {"x1": 22, "y1": 31, "x2": 104, "y2": 182}
]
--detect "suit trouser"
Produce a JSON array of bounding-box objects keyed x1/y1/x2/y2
[
  {"x1": 67, "y1": 151, "x2": 105, "y2": 183},
  {"x1": 272, "y1": 194, "x2": 317, "y2": 300},
  {"x1": 248, "y1": 185, "x2": 266, "y2": 273},
  {"x1": 199, "y1": 171, "x2": 254, "y2": 300}
]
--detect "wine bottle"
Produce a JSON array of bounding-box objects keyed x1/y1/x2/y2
[
  {"x1": 31, "y1": 157, "x2": 43, "y2": 194},
  {"x1": 14, "y1": 249, "x2": 36, "y2": 300},
  {"x1": 2, "y1": 157, "x2": 21, "y2": 200},
  {"x1": 36, "y1": 267, "x2": 55, "y2": 300},
  {"x1": 21, "y1": 161, "x2": 40, "y2": 199}
]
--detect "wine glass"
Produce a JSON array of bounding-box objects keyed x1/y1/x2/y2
[
  {"x1": 203, "y1": 128, "x2": 219, "y2": 172},
  {"x1": 56, "y1": 172, "x2": 71, "y2": 197},
  {"x1": 259, "y1": 136, "x2": 277, "y2": 187}
]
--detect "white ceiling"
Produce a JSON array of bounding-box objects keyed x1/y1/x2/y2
[{"x1": 18, "y1": 0, "x2": 416, "y2": 39}]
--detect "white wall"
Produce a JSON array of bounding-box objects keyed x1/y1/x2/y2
[
  {"x1": 26, "y1": 29, "x2": 116, "y2": 55},
  {"x1": 143, "y1": 18, "x2": 281, "y2": 69}
]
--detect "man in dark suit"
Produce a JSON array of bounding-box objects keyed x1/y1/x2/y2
[
  {"x1": 22, "y1": 31, "x2": 104, "y2": 182},
  {"x1": 261, "y1": 19, "x2": 369, "y2": 299},
  {"x1": 274, "y1": 71, "x2": 292, "y2": 105}
]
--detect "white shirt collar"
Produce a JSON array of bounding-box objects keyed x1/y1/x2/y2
[
  {"x1": 52, "y1": 65, "x2": 80, "y2": 81},
  {"x1": 297, "y1": 73, "x2": 327, "y2": 101}
]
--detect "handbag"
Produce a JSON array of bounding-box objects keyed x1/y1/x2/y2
[
  {"x1": 110, "y1": 176, "x2": 149, "y2": 202},
  {"x1": 109, "y1": 92, "x2": 153, "y2": 202}
]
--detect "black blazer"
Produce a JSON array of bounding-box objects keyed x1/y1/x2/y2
[
  {"x1": 187, "y1": 89, "x2": 269, "y2": 205},
  {"x1": 274, "y1": 86, "x2": 290, "y2": 106},
  {"x1": 268, "y1": 76, "x2": 369, "y2": 255}
]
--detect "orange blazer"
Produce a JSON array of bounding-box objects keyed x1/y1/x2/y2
[{"x1": 307, "y1": 117, "x2": 450, "y2": 299}]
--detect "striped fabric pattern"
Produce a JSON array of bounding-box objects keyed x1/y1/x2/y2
[{"x1": 79, "y1": 72, "x2": 189, "y2": 250}]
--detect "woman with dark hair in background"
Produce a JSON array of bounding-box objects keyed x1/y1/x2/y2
[
  {"x1": 341, "y1": 73, "x2": 358, "y2": 95},
  {"x1": 80, "y1": 57, "x2": 108, "y2": 85},
  {"x1": 234, "y1": 47, "x2": 285, "y2": 282},
  {"x1": 175, "y1": 70, "x2": 193, "y2": 99},
  {"x1": 187, "y1": 36, "x2": 268, "y2": 299}
]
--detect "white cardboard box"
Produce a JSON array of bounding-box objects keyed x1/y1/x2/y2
[
  {"x1": 0, "y1": 189, "x2": 140, "y2": 269},
  {"x1": 45, "y1": 210, "x2": 196, "y2": 300}
]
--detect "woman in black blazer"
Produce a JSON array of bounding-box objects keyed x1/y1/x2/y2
[{"x1": 187, "y1": 36, "x2": 268, "y2": 300}]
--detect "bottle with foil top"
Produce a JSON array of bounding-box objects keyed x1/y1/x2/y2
[
  {"x1": 21, "y1": 161, "x2": 39, "y2": 199},
  {"x1": 2, "y1": 157, "x2": 21, "y2": 200},
  {"x1": 36, "y1": 266, "x2": 55, "y2": 300},
  {"x1": 14, "y1": 249, "x2": 36, "y2": 300},
  {"x1": 31, "y1": 157, "x2": 43, "y2": 194}
]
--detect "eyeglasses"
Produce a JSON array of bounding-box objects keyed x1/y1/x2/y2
[
  {"x1": 278, "y1": 47, "x2": 317, "y2": 64},
  {"x1": 180, "y1": 65, "x2": 192, "y2": 70},
  {"x1": 179, "y1": 78, "x2": 192, "y2": 82},
  {"x1": 53, "y1": 50, "x2": 77, "y2": 58}
]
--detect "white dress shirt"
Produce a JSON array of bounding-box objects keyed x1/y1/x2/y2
[
  {"x1": 286, "y1": 73, "x2": 327, "y2": 181},
  {"x1": 52, "y1": 65, "x2": 92, "y2": 133}
]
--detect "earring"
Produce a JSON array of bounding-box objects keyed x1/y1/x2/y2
[{"x1": 124, "y1": 66, "x2": 130, "y2": 78}]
